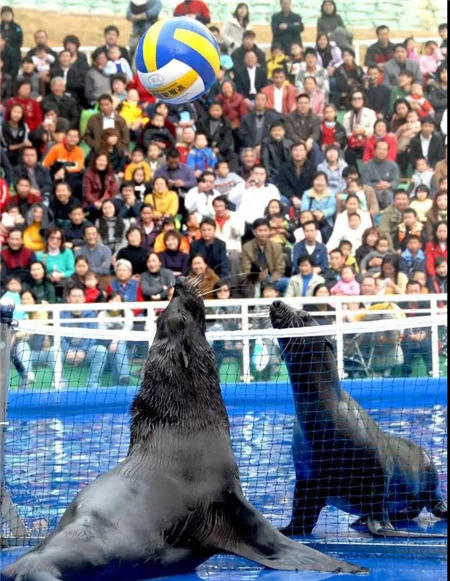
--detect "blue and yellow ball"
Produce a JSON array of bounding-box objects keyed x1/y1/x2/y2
[{"x1": 135, "y1": 17, "x2": 220, "y2": 105}]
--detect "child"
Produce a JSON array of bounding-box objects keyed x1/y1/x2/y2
[
  {"x1": 410, "y1": 184, "x2": 433, "y2": 223},
  {"x1": 183, "y1": 212, "x2": 202, "y2": 247},
  {"x1": 186, "y1": 133, "x2": 217, "y2": 177},
  {"x1": 327, "y1": 213, "x2": 364, "y2": 255},
  {"x1": 399, "y1": 235, "x2": 426, "y2": 276},
  {"x1": 409, "y1": 158, "x2": 434, "y2": 197},
  {"x1": 111, "y1": 74, "x2": 128, "y2": 109},
  {"x1": 31, "y1": 43, "x2": 55, "y2": 76},
  {"x1": 330, "y1": 265, "x2": 360, "y2": 296},
  {"x1": 119, "y1": 88, "x2": 149, "y2": 133},
  {"x1": 266, "y1": 43, "x2": 288, "y2": 79},
  {"x1": 269, "y1": 213, "x2": 294, "y2": 248},
  {"x1": 395, "y1": 208, "x2": 424, "y2": 251},
  {"x1": 141, "y1": 112, "x2": 176, "y2": 151},
  {"x1": 84, "y1": 271, "x2": 105, "y2": 303},
  {"x1": 405, "y1": 37, "x2": 419, "y2": 61},
  {"x1": 1, "y1": 276, "x2": 26, "y2": 319},
  {"x1": 154, "y1": 216, "x2": 191, "y2": 253},
  {"x1": 411, "y1": 269, "x2": 429, "y2": 294},
  {"x1": 406, "y1": 83, "x2": 435, "y2": 118},
  {"x1": 105, "y1": 45, "x2": 132, "y2": 82},
  {"x1": 338, "y1": 239, "x2": 359, "y2": 272},
  {"x1": 124, "y1": 147, "x2": 152, "y2": 182},
  {"x1": 360, "y1": 236, "x2": 391, "y2": 276},
  {"x1": 419, "y1": 40, "x2": 444, "y2": 78},
  {"x1": 146, "y1": 142, "x2": 165, "y2": 173}
]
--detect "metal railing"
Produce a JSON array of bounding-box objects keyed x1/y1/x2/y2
[{"x1": 14, "y1": 293, "x2": 447, "y2": 383}]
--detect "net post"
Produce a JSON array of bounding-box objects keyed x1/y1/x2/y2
[
  {"x1": 52, "y1": 309, "x2": 64, "y2": 389},
  {"x1": 241, "y1": 303, "x2": 251, "y2": 383},
  {"x1": 334, "y1": 300, "x2": 345, "y2": 379},
  {"x1": 430, "y1": 297, "x2": 440, "y2": 378},
  {"x1": 0, "y1": 304, "x2": 28, "y2": 544}
]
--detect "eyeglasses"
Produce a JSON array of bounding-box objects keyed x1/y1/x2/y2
[
  {"x1": 49, "y1": 235, "x2": 62, "y2": 240},
  {"x1": 351, "y1": 96, "x2": 363, "y2": 100}
]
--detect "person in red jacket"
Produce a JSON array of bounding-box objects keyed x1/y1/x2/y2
[
  {"x1": 173, "y1": 0, "x2": 210, "y2": 24},
  {"x1": 426, "y1": 220, "x2": 447, "y2": 276},
  {"x1": 1, "y1": 227, "x2": 36, "y2": 281},
  {"x1": 82, "y1": 152, "x2": 119, "y2": 219},
  {"x1": 0, "y1": 177, "x2": 11, "y2": 213},
  {"x1": 362, "y1": 119, "x2": 398, "y2": 162},
  {"x1": 4, "y1": 79, "x2": 42, "y2": 132}
]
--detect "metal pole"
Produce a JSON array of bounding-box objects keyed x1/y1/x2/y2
[{"x1": 0, "y1": 304, "x2": 28, "y2": 545}]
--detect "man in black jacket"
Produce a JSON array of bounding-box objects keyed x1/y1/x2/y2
[
  {"x1": 189, "y1": 217, "x2": 229, "y2": 277},
  {"x1": 239, "y1": 92, "x2": 281, "y2": 154},
  {"x1": 273, "y1": 141, "x2": 314, "y2": 209},
  {"x1": 41, "y1": 77, "x2": 79, "y2": 128},
  {"x1": 234, "y1": 51, "x2": 268, "y2": 101},
  {"x1": 261, "y1": 121, "x2": 293, "y2": 179},
  {"x1": 271, "y1": 0, "x2": 304, "y2": 55},
  {"x1": 284, "y1": 93, "x2": 323, "y2": 165},
  {"x1": 363, "y1": 24, "x2": 395, "y2": 70},
  {"x1": 50, "y1": 49, "x2": 88, "y2": 107},
  {"x1": 364, "y1": 65, "x2": 391, "y2": 119},
  {"x1": 231, "y1": 30, "x2": 266, "y2": 71},
  {"x1": 408, "y1": 117, "x2": 445, "y2": 169},
  {"x1": 196, "y1": 102, "x2": 237, "y2": 169},
  {"x1": 14, "y1": 146, "x2": 53, "y2": 203}
]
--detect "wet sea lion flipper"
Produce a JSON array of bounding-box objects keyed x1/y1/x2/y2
[
  {"x1": 367, "y1": 518, "x2": 447, "y2": 538},
  {"x1": 208, "y1": 490, "x2": 367, "y2": 574}
]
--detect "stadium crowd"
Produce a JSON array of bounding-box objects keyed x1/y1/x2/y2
[{"x1": 0, "y1": 1, "x2": 447, "y2": 383}]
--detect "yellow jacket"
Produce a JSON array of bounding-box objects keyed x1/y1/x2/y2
[
  {"x1": 23, "y1": 222, "x2": 45, "y2": 252},
  {"x1": 124, "y1": 161, "x2": 152, "y2": 182},
  {"x1": 144, "y1": 190, "x2": 179, "y2": 220},
  {"x1": 119, "y1": 100, "x2": 149, "y2": 128}
]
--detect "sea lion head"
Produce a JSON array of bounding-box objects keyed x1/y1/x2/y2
[{"x1": 270, "y1": 300, "x2": 318, "y2": 331}]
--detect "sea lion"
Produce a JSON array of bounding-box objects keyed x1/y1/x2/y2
[
  {"x1": 2, "y1": 280, "x2": 365, "y2": 581},
  {"x1": 270, "y1": 301, "x2": 447, "y2": 538}
]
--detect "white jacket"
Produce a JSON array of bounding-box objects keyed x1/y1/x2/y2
[
  {"x1": 214, "y1": 211, "x2": 245, "y2": 252},
  {"x1": 228, "y1": 182, "x2": 280, "y2": 225},
  {"x1": 184, "y1": 187, "x2": 221, "y2": 223},
  {"x1": 342, "y1": 107, "x2": 377, "y2": 138},
  {"x1": 221, "y1": 16, "x2": 246, "y2": 52}
]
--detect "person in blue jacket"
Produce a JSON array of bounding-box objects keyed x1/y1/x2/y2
[{"x1": 291, "y1": 219, "x2": 329, "y2": 275}]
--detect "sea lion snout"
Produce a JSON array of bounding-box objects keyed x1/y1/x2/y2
[{"x1": 270, "y1": 301, "x2": 316, "y2": 329}]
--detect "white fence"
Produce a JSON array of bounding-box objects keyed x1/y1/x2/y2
[{"x1": 14, "y1": 293, "x2": 447, "y2": 384}]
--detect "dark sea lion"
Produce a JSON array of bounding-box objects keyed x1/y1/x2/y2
[
  {"x1": 270, "y1": 301, "x2": 447, "y2": 538},
  {"x1": 2, "y1": 280, "x2": 365, "y2": 581}
]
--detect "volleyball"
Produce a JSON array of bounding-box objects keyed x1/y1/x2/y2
[{"x1": 134, "y1": 17, "x2": 220, "y2": 105}]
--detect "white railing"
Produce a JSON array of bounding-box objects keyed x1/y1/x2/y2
[{"x1": 14, "y1": 293, "x2": 447, "y2": 384}]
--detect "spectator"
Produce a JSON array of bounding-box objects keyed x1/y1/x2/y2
[
  {"x1": 1, "y1": 103, "x2": 31, "y2": 167},
  {"x1": 127, "y1": 0, "x2": 162, "y2": 57},
  {"x1": 303, "y1": 75, "x2": 326, "y2": 118},
  {"x1": 399, "y1": 235, "x2": 426, "y2": 276},
  {"x1": 185, "y1": 170, "x2": 220, "y2": 222},
  {"x1": 383, "y1": 43, "x2": 423, "y2": 89},
  {"x1": 154, "y1": 148, "x2": 197, "y2": 199},
  {"x1": 300, "y1": 171, "x2": 336, "y2": 242},
  {"x1": 115, "y1": 226, "x2": 149, "y2": 275},
  {"x1": 144, "y1": 175, "x2": 179, "y2": 221},
  {"x1": 97, "y1": 24, "x2": 131, "y2": 64},
  {"x1": 394, "y1": 207, "x2": 424, "y2": 251},
  {"x1": 266, "y1": 43, "x2": 289, "y2": 80},
  {"x1": 389, "y1": 69, "x2": 413, "y2": 111},
  {"x1": 231, "y1": 30, "x2": 266, "y2": 70},
  {"x1": 294, "y1": 47, "x2": 329, "y2": 95},
  {"x1": 334, "y1": 48, "x2": 364, "y2": 107},
  {"x1": 229, "y1": 165, "x2": 281, "y2": 231},
  {"x1": 362, "y1": 119, "x2": 398, "y2": 163},
  {"x1": 35, "y1": 226, "x2": 75, "y2": 297},
  {"x1": 428, "y1": 257, "x2": 447, "y2": 294},
  {"x1": 261, "y1": 67, "x2": 297, "y2": 115},
  {"x1": 146, "y1": 142, "x2": 165, "y2": 174},
  {"x1": 186, "y1": 133, "x2": 218, "y2": 176},
  {"x1": 401, "y1": 280, "x2": 432, "y2": 377},
  {"x1": 61, "y1": 286, "x2": 108, "y2": 389},
  {"x1": 285, "y1": 255, "x2": 324, "y2": 297},
  {"x1": 104, "y1": 45, "x2": 133, "y2": 82},
  {"x1": 27, "y1": 261, "x2": 56, "y2": 304},
  {"x1": 239, "y1": 92, "x2": 281, "y2": 153},
  {"x1": 63, "y1": 204, "x2": 92, "y2": 251},
  {"x1": 84, "y1": 48, "x2": 111, "y2": 106},
  {"x1": 287, "y1": 41, "x2": 303, "y2": 81},
  {"x1": 98, "y1": 128, "x2": 128, "y2": 176},
  {"x1": 363, "y1": 65, "x2": 391, "y2": 119},
  {"x1": 30, "y1": 42, "x2": 55, "y2": 77},
  {"x1": 74, "y1": 224, "x2": 112, "y2": 277},
  {"x1": 320, "y1": 103, "x2": 347, "y2": 151},
  {"x1": 158, "y1": 230, "x2": 189, "y2": 277},
  {"x1": 124, "y1": 147, "x2": 152, "y2": 182},
  {"x1": 11, "y1": 176, "x2": 42, "y2": 216},
  {"x1": 364, "y1": 25, "x2": 395, "y2": 70},
  {"x1": 342, "y1": 89, "x2": 377, "y2": 165},
  {"x1": 375, "y1": 254, "x2": 408, "y2": 294},
  {"x1": 189, "y1": 217, "x2": 229, "y2": 277},
  {"x1": 187, "y1": 254, "x2": 219, "y2": 296},
  {"x1": 408, "y1": 116, "x2": 445, "y2": 168},
  {"x1": 317, "y1": 144, "x2": 347, "y2": 192},
  {"x1": 141, "y1": 112, "x2": 176, "y2": 150},
  {"x1": 379, "y1": 189, "x2": 410, "y2": 248},
  {"x1": 173, "y1": 0, "x2": 210, "y2": 23},
  {"x1": 116, "y1": 181, "x2": 142, "y2": 222},
  {"x1": 234, "y1": 50, "x2": 268, "y2": 101},
  {"x1": 330, "y1": 264, "x2": 360, "y2": 295},
  {"x1": 316, "y1": 33, "x2": 343, "y2": 77},
  {"x1": 106, "y1": 258, "x2": 144, "y2": 301},
  {"x1": 84, "y1": 271, "x2": 106, "y2": 303},
  {"x1": 118, "y1": 88, "x2": 149, "y2": 134},
  {"x1": 214, "y1": 160, "x2": 244, "y2": 196},
  {"x1": 23, "y1": 202, "x2": 49, "y2": 252},
  {"x1": 82, "y1": 152, "x2": 119, "y2": 217},
  {"x1": 427, "y1": 64, "x2": 447, "y2": 125},
  {"x1": 271, "y1": 0, "x2": 304, "y2": 55},
  {"x1": 241, "y1": 218, "x2": 288, "y2": 296},
  {"x1": 50, "y1": 181, "x2": 76, "y2": 226},
  {"x1": 323, "y1": 247, "x2": 345, "y2": 289},
  {"x1": 356, "y1": 226, "x2": 380, "y2": 268},
  {"x1": 1, "y1": 227, "x2": 35, "y2": 282},
  {"x1": 409, "y1": 159, "x2": 434, "y2": 200},
  {"x1": 419, "y1": 40, "x2": 444, "y2": 79},
  {"x1": 15, "y1": 57, "x2": 40, "y2": 99},
  {"x1": 220, "y1": 3, "x2": 249, "y2": 54},
  {"x1": 361, "y1": 140, "x2": 400, "y2": 209},
  {"x1": 317, "y1": 0, "x2": 352, "y2": 50},
  {"x1": 406, "y1": 82, "x2": 435, "y2": 118},
  {"x1": 425, "y1": 190, "x2": 447, "y2": 241},
  {"x1": 5, "y1": 79, "x2": 42, "y2": 133},
  {"x1": 14, "y1": 146, "x2": 53, "y2": 203},
  {"x1": 237, "y1": 146, "x2": 258, "y2": 180},
  {"x1": 85, "y1": 94, "x2": 130, "y2": 153},
  {"x1": 285, "y1": 93, "x2": 322, "y2": 163},
  {"x1": 212, "y1": 195, "x2": 244, "y2": 276},
  {"x1": 215, "y1": 80, "x2": 248, "y2": 139},
  {"x1": 425, "y1": 221, "x2": 447, "y2": 276},
  {"x1": 41, "y1": 77, "x2": 79, "y2": 128},
  {"x1": 360, "y1": 236, "x2": 392, "y2": 276},
  {"x1": 141, "y1": 252, "x2": 175, "y2": 300},
  {"x1": 329, "y1": 189, "x2": 372, "y2": 237},
  {"x1": 395, "y1": 108, "x2": 421, "y2": 176},
  {"x1": 291, "y1": 220, "x2": 329, "y2": 275},
  {"x1": 261, "y1": 121, "x2": 293, "y2": 179},
  {"x1": 42, "y1": 128, "x2": 84, "y2": 197},
  {"x1": 95, "y1": 199, "x2": 128, "y2": 255},
  {"x1": 196, "y1": 102, "x2": 236, "y2": 167},
  {"x1": 0, "y1": 6, "x2": 22, "y2": 77}
]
